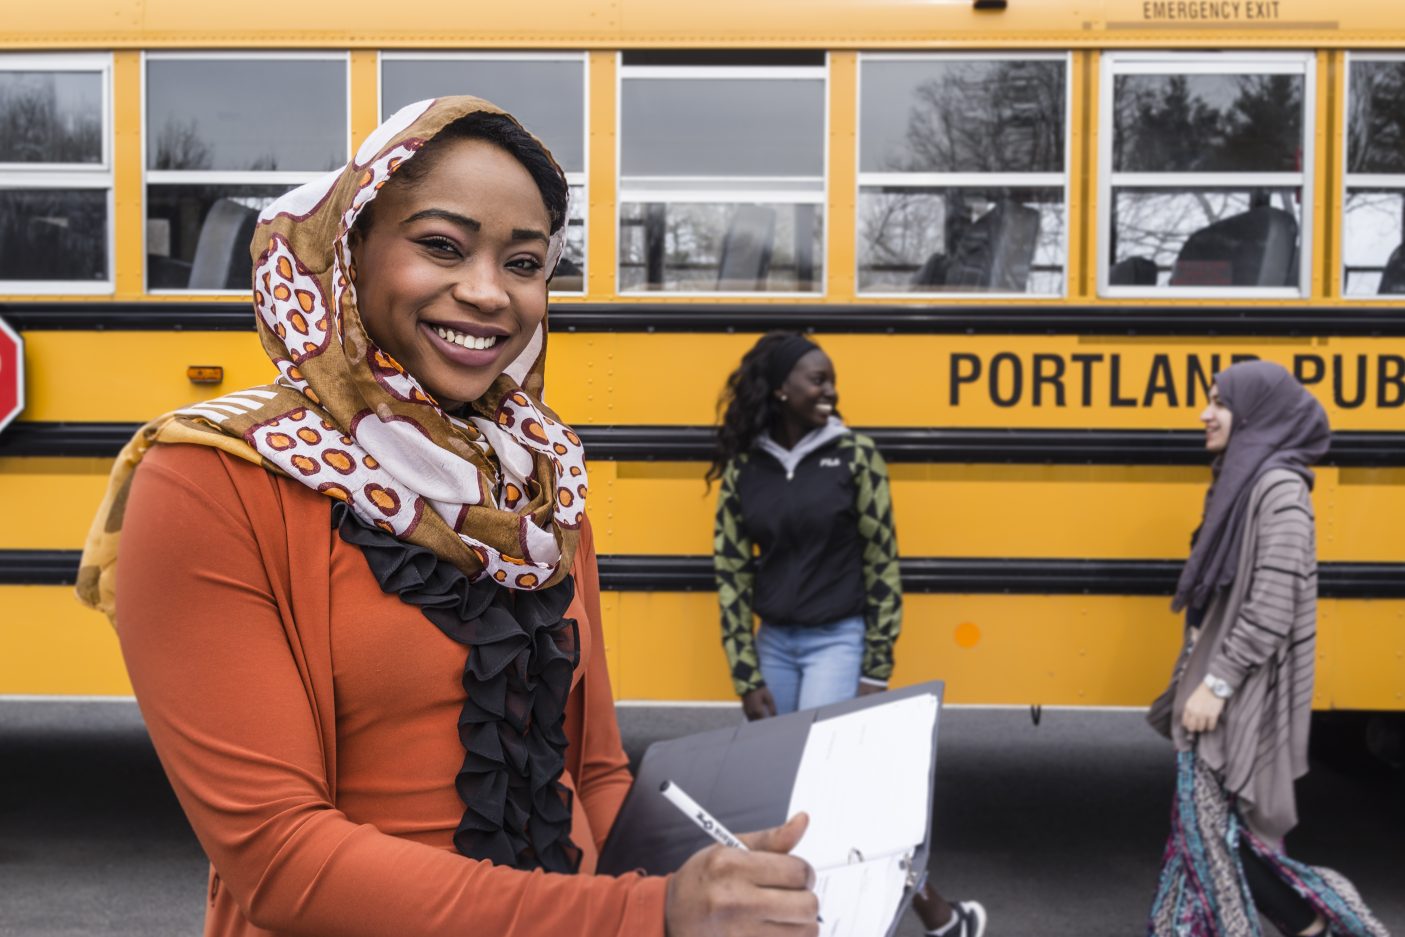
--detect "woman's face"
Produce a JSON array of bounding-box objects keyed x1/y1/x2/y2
[
  {"x1": 350, "y1": 137, "x2": 552, "y2": 410},
  {"x1": 776, "y1": 349, "x2": 838, "y2": 430},
  {"x1": 1200, "y1": 383, "x2": 1234, "y2": 452}
]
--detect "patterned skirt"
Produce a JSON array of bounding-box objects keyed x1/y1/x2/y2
[{"x1": 1148, "y1": 751, "x2": 1389, "y2": 937}]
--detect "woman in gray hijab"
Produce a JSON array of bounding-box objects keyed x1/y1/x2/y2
[{"x1": 1146, "y1": 361, "x2": 1387, "y2": 937}]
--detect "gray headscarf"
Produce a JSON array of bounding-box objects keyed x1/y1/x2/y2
[{"x1": 1171, "y1": 360, "x2": 1330, "y2": 614}]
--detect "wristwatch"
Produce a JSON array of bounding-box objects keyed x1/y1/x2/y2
[{"x1": 1203, "y1": 674, "x2": 1234, "y2": 700}]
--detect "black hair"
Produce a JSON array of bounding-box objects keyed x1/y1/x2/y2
[
  {"x1": 706, "y1": 331, "x2": 825, "y2": 486},
  {"x1": 356, "y1": 110, "x2": 568, "y2": 235}
]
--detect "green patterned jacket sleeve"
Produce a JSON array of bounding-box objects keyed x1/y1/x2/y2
[
  {"x1": 713, "y1": 457, "x2": 763, "y2": 696},
  {"x1": 848, "y1": 434, "x2": 903, "y2": 683}
]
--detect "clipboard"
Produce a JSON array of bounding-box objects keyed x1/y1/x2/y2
[{"x1": 597, "y1": 681, "x2": 943, "y2": 937}]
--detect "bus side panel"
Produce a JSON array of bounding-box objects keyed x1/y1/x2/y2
[
  {"x1": 1320, "y1": 600, "x2": 1405, "y2": 712},
  {"x1": 22, "y1": 331, "x2": 1405, "y2": 432},
  {"x1": 0, "y1": 586, "x2": 130, "y2": 697},
  {"x1": 605, "y1": 590, "x2": 1186, "y2": 706}
]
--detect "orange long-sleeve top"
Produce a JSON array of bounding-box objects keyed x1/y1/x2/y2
[{"x1": 114, "y1": 442, "x2": 669, "y2": 937}]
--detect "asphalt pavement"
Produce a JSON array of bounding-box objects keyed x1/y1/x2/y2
[{"x1": 1, "y1": 700, "x2": 1400, "y2": 937}]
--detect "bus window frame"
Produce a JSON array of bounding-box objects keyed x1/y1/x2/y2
[
  {"x1": 141, "y1": 50, "x2": 352, "y2": 297},
  {"x1": 377, "y1": 50, "x2": 590, "y2": 297},
  {"x1": 0, "y1": 52, "x2": 115, "y2": 296},
  {"x1": 615, "y1": 57, "x2": 830, "y2": 298},
  {"x1": 854, "y1": 51, "x2": 1073, "y2": 301},
  {"x1": 1097, "y1": 50, "x2": 1316, "y2": 301},
  {"x1": 1341, "y1": 50, "x2": 1405, "y2": 302}
]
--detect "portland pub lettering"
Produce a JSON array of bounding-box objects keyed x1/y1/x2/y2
[{"x1": 947, "y1": 351, "x2": 1405, "y2": 410}]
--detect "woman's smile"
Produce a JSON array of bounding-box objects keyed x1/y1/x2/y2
[{"x1": 423, "y1": 321, "x2": 509, "y2": 365}]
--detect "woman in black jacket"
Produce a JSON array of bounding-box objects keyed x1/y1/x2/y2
[{"x1": 709, "y1": 331, "x2": 986, "y2": 937}]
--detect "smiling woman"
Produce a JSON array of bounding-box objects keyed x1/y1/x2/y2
[
  {"x1": 1200, "y1": 382, "x2": 1234, "y2": 452},
  {"x1": 71, "y1": 97, "x2": 821, "y2": 937},
  {"x1": 707, "y1": 332, "x2": 987, "y2": 937},
  {"x1": 1147, "y1": 361, "x2": 1389, "y2": 937}
]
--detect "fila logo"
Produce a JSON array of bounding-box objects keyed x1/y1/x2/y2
[{"x1": 819, "y1": 457, "x2": 843, "y2": 468}]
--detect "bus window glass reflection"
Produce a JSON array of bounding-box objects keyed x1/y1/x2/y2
[
  {"x1": 143, "y1": 54, "x2": 348, "y2": 293},
  {"x1": 856, "y1": 55, "x2": 1069, "y2": 297},
  {"x1": 1342, "y1": 55, "x2": 1405, "y2": 297},
  {"x1": 0, "y1": 56, "x2": 112, "y2": 291},
  {"x1": 1100, "y1": 53, "x2": 1313, "y2": 296},
  {"x1": 380, "y1": 54, "x2": 588, "y2": 292},
  {"x1": 617, "y1": 54, "x2": 826, "y2": 294}
]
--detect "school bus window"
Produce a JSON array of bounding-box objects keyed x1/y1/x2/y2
[
  {"x1": 380, "y1": 53, "x2": 588, "y2": 293},
  {"x1": 857, "y1": 55, "x2": 1068, "y2": 296},
  {"x1": 1100, "y1": 53, "x2": 1312, "y2": 296},
  {"x1": 0, "y1": 54, "x2": 112, "y2": 292},
  {"x1": 1342, "y1": 54, "x2": 1405, "y2": 298},
  {"x1": 617, "y1": 56, "x2": 826, "y2": 294},
  {"x1": 144, "y1": 54, "x2": 348, "y2": 293}
]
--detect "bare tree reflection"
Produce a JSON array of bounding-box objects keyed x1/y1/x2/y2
[
  {"x1": 1114, "y1": 73, "x2": 1301, "y2": 174},
  {"x1": 860, "y1": 192, "x2": 946, "y2": 281},
  {"x1": 896, "y1": 60, "x2": 1064, "y2": 174},
  {"x1": 153, "y1": 117, "x2": 285, "y2": 172},
  {"x1": 153, "y1": 117, "x2": 213, "y2": 171},
  {"x1": 0, "y1": 76, "x2": 101, "y2": 163},
  {"x1": 1348, "y1": 61, "x2": 1405, "y2": 174},
  {"x1": 1342, "y1": 190, "x2": 1405, "y2": 293}
]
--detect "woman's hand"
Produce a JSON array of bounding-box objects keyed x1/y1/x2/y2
[
  {"x1": 665, "y1": 813, "x2": 819, "y2": 937},
  {"x1": 857, "y1": 682, "x2": 885, "y2": 697},
  {"x1": 741, "y1": 687, "x2": 777, "y2": 721},
  {"x1": 1181, "y1": 682, "x2": 1227, "y2": 734}
]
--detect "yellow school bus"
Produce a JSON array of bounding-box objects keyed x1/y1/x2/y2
[{"x1": 1, "y1": 0, "x2": 1402, "y2": 715}]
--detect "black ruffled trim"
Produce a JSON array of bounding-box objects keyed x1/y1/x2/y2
[{"x1": 331, "y1": 502, "x2": 582, "y2": 874}]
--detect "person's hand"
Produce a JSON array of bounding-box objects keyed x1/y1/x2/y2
[
  {"x1": 1181, "y1": 682, "x2": 1227, "y2": 734},
  {"x1": 665, "y1": 813, "x2": 819, "y2": 937},
  {"x1": 857, "y1": 681, "x2": 885, "y2": 697},
  {"x1": 741, "y1": 687, "x2": 777, "y2": 721}
]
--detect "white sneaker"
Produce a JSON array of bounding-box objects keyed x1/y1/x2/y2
[{"x1": 929, "y1": 901, "x2": 987, "y2": 937}]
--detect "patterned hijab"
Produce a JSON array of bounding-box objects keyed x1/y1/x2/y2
[
  {"x1": 1171, "y1": 360, "x2": 1330, "y2": 614},
  {"x1": 77, "y1": 96, "x2": 588, "y2": 619}
]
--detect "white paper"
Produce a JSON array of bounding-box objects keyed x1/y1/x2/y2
[
  {"x1": 785, "y1": 693, "x2": 938, "y2": 936},
  {"x1": 811, "y1": 853, "x2": 910, "y2": 937}
]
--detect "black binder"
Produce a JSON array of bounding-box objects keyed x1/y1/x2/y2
[{"x1": 598, "y1": 681, "x2": 943, "y2": 937}]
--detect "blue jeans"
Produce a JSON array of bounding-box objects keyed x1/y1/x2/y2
[{"x1": 756, "y1": 615, "x2": 865, "y2": 715}]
